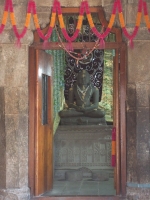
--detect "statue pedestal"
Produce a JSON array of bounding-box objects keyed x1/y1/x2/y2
[
  {"x1": 54, "y1": 125, "x2": 113, "y2": 180},
  {"x1": 60, "y1": 116, "x2": 106, "y2": 125}
]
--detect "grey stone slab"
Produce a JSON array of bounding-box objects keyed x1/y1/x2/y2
[
  {"x1": 6, "y1": 165, "x2": 19, "y2": 188},
  {"x1": 0, "y1": 166, "x2": 6, "y2": 189},
  {"x1": 35, "y1": 0, "x2": 102, "y2": 7},
  {"x1": 126, "y1": 110, "x2": 138, "y2": 183},
  {"x1": 127, "y1": 84, "x2": 136, "y2": 108},
  {"x1": 0, "y1": 45, "x2": 29, "y2": 87},
  {"x1": 135, "y1": 107, "x2": 150, "y2": 183},
  {"x1": 5, "y1": 115, "x2": 19, "y2": 166},
  {"x1": 61, "y1": 191, "x2": 79, "y2": 196},
  {"x1": 0, "y1": 87, "x2": 6, "y2": 188},
  {"x1": 136, "y1": 107, "x2": 150, "y2": 143},
  {"x1": 127, "y1": 187, "x2": 150, "y2": 200},
  {"x1": 44, "y1": 188, "x2": 63, "y2": 196},
  {"x1": 134, "y1": 27, "x2": 150, "y2": 40},
  {"x1": 0, "y1": 187, "x2": 30, "y2": 200},
  {"x1": 128, "y1": 41, "x2": 150, "y2": 83},
  {"x1": 136, "y1": 83, "x2": 150, "y2": 107},
  {"x1": 53, "y1": 181, "x2": 67, "y2": 187},
  {"x1": 136, "y1": 151, "x2": 150, "y2": 184},
  {"x1": 18, "y1": 89, "x2": 28, "y2": 114},
  {"x1": 5, "y1": 88, "x2": 28, "y2": 114},
  {"x1": 19, "y1": 164, "x2": 28, "y2": 188},
  {"x1": 0, "y1": 46, "x2": 5, "y2": 85},
  {"x1": 5, "y1": 88, "x2": 20, "y2": 114},
  {"x1": 80, "y1": 181, "x2": 98, "y2": 189},
  {"x1": 0, "y1": 29, "x2": 33, "y2": 44}
]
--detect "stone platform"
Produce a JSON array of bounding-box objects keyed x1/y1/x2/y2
[{"x1": 54, "y1": 125, "x2": 113, "y2": 171}]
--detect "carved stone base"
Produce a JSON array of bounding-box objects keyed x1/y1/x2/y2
[
  {"x1": 60, "y1": 116, "x2": 106, "y2": 125},
  {"x1": 54, "y1": 125, "x2": 112, "y2": 170}
]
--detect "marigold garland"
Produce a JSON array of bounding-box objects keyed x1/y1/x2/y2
[
  {"x1": 0, "y1": 0, "x2": 150, "y2": 49},
  {"x1": 143, "y1": 1, "x2": 150, "y2": 31},
  {"x1": 0, "y1": 0, "x2": 9, "y2": 34},
  {"x1": 117, "y1": 0, "x2": 142, "y2": 48}
]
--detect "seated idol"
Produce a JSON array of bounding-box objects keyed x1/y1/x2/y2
[{"x1": 59, "y1": 70, "x2": 105, "y2": 119}]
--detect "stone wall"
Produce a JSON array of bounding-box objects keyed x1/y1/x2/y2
[
  {"x1": 0, "y1": 0, "x2": 150, "y2": 199},
  {"x1": 126, "y1": 1, "x2": 150, "y2": 199},
  {"x1": 0, "y1": 0, "x2": 33, "y2": 198}
]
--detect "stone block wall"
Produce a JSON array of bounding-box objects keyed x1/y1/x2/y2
[
  {"x1": 0, "y1": 0, "x2": 150, "y2": 199},
  {"x1": 126, "y1": 2, "x2": 150, "y2": 199},
  {"x1": 0, "y1": 44, "x2": 31, "y2": 199},
  {"x1": 0, "y1": 1, "x2": 33, "y2": 197}
]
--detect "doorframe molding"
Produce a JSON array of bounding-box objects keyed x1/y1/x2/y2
[{"x1": 29, "y1": 6, "x2": 127, "y2": 199}]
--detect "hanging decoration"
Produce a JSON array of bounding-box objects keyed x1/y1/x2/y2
[
  {"x1": 118, "y1": 0, "x2": 142, "y2": 48},
  {"x1": 0, "y1": 0, "x2": 150, "y2": 49},
  {"x1": 9, "y1": 0, "x2": 32, "y2": 46},
  {"x1": 111, "y1": 127, "x2": 116, "y2": 167}
]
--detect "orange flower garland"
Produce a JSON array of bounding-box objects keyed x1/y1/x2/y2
[
  {"x1": 9, "y1": 0, "x2": 33, "y2": 46},
  {"x1": 0, "y1": 0, "x2": 150, "y2": 49},
  {"x1": 143, "y1": 1, "x2": 150, "y2": 31},
  {"x1": 0, "y1": 0, "x2": 9, "y2": 34},
  {"x1": 118, "y1": 0, "x2": 142, "y2": 47},
  {"x1": 111, "y1": 127, "x2": 116, "y2": 167}
]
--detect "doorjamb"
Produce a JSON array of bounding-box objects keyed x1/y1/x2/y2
[{"x1": 29, "y1": 6, "x2": 127, "y2": 199}]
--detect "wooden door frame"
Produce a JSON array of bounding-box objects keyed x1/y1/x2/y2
[{"x1": 29, "y1": 6, "x2": 127, "y2": 200}]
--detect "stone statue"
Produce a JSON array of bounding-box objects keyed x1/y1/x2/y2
[{"x1": 59, "y1": 70, "x2": 105, "y2": 124}]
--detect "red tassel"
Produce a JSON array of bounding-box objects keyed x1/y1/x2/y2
[
  {"x1": 84, "y1": 1, "x2": 90, "y2": 14},
  {"x1": 43, "y1": 39, "x2": 49, "y2": 48},
  {"x1": 15, "y1": 39, "x2": 21, "y2": 48},
  {"x1": 112, "y1": 0, "x2": 118, "y2": 14},
  {"x1": 138, "y1": 0, "x2": 143, "y2": 12},
  {"x1": 99, "y1": 38, "x2": 105, "y2": 49},
  {"x1": 112, "y1": 127, "x2": 116, "y2": 140},
  {"x1": 111, "y1": 155, "x2": 116, "y2": 167},
  {"x1": 5, "y1": 0, "x2": 9, "y2": 11},
  {"x1": 129, "y1": 39, "x2": 134, "y2": 49},
  {"x1": 0, "y1": 24, "x2": 5, "y2": 34},
  {"x1": 66, "y1": 41, "x2": 73, "y2": 51},
  {"x1": 111, "y1": 127, "x2": 116, "y2": 167}
]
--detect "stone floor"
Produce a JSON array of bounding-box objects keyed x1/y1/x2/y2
[{"x1": 42, "y1": 178, "x2": 116, "y2": 196}]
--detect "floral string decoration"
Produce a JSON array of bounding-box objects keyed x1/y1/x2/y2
[
  {"x1": 143, "y1": 1, "x2": 150, "y2": 32},
  {"x1": 117, "y1": 0, "x2": 142, "y2": 48},
  {"x1": 0, "y1": 0, "x2": 149, "y2": 49},
  {"x1": 56, "y1": 0, "x2": 84, "y2": 51},
  {"x1": 32, "y1": 0, "x2": 56, "y2": 46},
  {"x1": 85, "y1": 0, "x2": 117, "y2": 49},
  {"x1": 0, "y1": 0, "x2": 9, "y2": 34},
  {"x1": 9, "y1": 0, "x2": 32, "y2": 47},
  {"x1": 55, "y1": 25, "x2": 100, "y2": 64},
  {"x1": 111, "y1": 127, "x2": 116, "y2": 167}
]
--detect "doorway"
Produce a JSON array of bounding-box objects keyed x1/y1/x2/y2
[{"x1": 29, "y1": 6, "x2": 127, "y2": 200}]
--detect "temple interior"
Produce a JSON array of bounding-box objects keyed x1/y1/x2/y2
[{"x1": 42, "y1": 21, "x2": 116, "y2": 196}]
